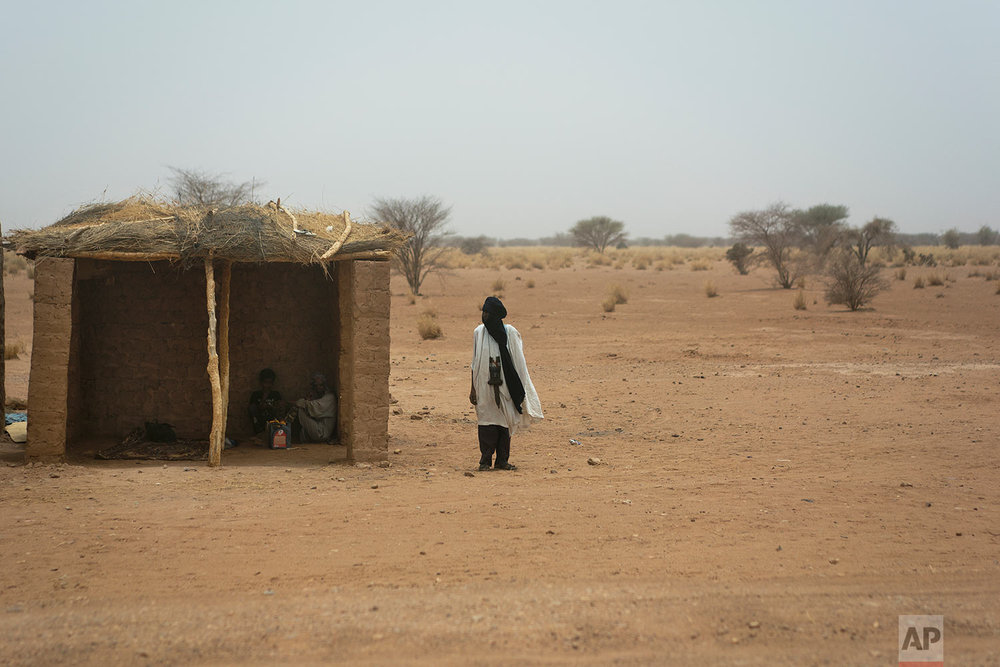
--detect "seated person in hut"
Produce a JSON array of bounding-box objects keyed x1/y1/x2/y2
[
  {"x1": 293, "y1": 373, "x2": 338, "y2": 442},
  {"x1": 248, "y1": 368, "x2": 284, "y2": 434}
]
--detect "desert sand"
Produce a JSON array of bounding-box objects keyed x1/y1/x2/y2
[{"x1": 1, "y1": 259, "x2": 998, "y2": 665}]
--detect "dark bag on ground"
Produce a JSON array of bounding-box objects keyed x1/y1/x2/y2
[{"x1": 145, "y1": 421, "x2": 177, "y2": 443}]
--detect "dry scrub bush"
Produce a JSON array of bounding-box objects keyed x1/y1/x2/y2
[
  {"x1": 913, "y1": 276, "x2": 925, "y2": 289},
  {"x1": 608, "y1": 284, "x2": 628, "y2": 304},
  {"x1": 4, "y1": 341, "x2": 24, "y2": 360},
  {"x1": 689, "y1": 260, "x2": 711, "y2": 271},
  {"x1": 526, "y1": 279, "x2": 535, "y2": 288},
  {"x1": 824, "y1": 253, "x2": 888, "y2": 311},
  {"x1": 793, "y1": 290, "x2": 807, "y2": 310},
  {"x1": 491, "y1": 277, "x2": 506, "y2": 294},
  {"x1": 704, "y1": 281, "x2": 718, "y2": 298},
  {"x1": 601, "y1": 296, "x2": 616, "y2": 312},
  {"x1": 416, "y1": 311, "x2": 442, "y2": 340},
  {"x1": 895, "y1": 268, "x2": 907, "y2": 281},
  {"x1": 926, "y1": 273, "x2": 944, "y2": 286},
  {"x1": 4, "y1": 253, "x2": 28, "y2": 276},
  {"x1": 633, "y1": 257, "x2": 649, "y2": 270}
]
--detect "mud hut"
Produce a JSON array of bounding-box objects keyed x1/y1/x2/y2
[{"x1": 9, "y1": 196, "x2": 406, "y2": 465}]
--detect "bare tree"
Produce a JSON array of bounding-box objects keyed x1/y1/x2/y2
[
  {"x1": 570, "y1": 216, "x2": 627, "y2": 253},
  {"x1": 844, "y1": 217, "x2": 896, "y2": 265},
  {"x1": 168, "y1": 167, "x2": 263, "y2": 208},
  {"x1": 370, "y1": 195, "x2": 452, "y2": 295},
  {"x1": 825, "y1": 250, "x2": 888, "y2": 311},
  {"x1": 728, "y1": 202, "x2": 802, "y2": 288}
]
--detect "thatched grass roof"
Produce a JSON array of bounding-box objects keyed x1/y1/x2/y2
[{"x1": 8, "y1": 196, "x2": 407, "y2": 265}]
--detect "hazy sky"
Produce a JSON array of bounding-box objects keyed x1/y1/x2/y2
[{"x1": 1, "y1": 1, "x2": 997, "y2": 238}]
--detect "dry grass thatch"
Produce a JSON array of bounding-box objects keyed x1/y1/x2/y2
[{"x1": 8, "y1": 196, "x2": 408, "y2": 266}]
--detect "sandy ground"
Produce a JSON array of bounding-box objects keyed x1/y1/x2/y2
[{"x1": 1, "y1": 261, "x2": 999, "y2": 665}]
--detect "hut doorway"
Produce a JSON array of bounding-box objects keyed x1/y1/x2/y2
[{"x1": 66, "y1": 260, "x2": 339, "y2": 452}]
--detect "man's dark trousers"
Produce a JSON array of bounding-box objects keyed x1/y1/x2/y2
[{"x1": 478, "y1": 425, "x2": 510, "y2": 467}]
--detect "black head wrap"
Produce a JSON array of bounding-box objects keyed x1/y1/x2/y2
[{"x1": 481, "y1": 297, "x2": 525, "y2": 413}]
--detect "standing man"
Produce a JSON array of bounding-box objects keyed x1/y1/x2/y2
[{"x1": 469, "y1": 296, "x2": 543, "y2": 470}]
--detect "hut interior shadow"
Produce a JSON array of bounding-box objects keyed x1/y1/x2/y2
[{"x1": 65, "y1": 260, "x2": 341, "y2": 458}]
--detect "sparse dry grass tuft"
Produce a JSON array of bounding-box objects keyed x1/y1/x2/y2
[
  {"x1": 608, "y1": 284, "x2": 628, "y2": 305},
  {"x1": 416, "y1": 311, "x2": 442, "y2": 340},
  {"x1": 895, "y1": 268, "x2": 907, "y2": 281},
  {"x1": 4, "y1": 340, "x2": 25, "y2": 360},
  {"x1": 601, "y1": 296, "x2": 616, "y2": 312},
  {"x1": 690, "y1": 260, "x2": 711, "y2": 271},
  {"x1": 704, "y1": 281, "x2": 718, "y2": 298},
  {"x1": 526, "y1": 279, "x2": 535, "y2": 288},
  {"x1": 793, "y1": 290, "x2": 807, "y2": 310},
  {"x1": 491, "y1": 277, "x2": 506, "y2": 294},
  {"x1": 913, "y1": 276, "x2": 925, "y2": 289},
  {"x1": 926, "y1": 273, "x2": 944, "y2": 286}
]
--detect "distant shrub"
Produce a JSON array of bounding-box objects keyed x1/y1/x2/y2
[
  {"x1": 601, "y1": 296, "x2": 616, "y2": 312},
  {"x1": 895, "y1": 268, "x2": 907, "y2": 281},
  {"x1": 459, "y1": 236, "x2": 491, "y2": 255},
  {"x1": 704, "y1": 281, "x2": 718, "y2": 298},
  {"x1": 608, "y1": 284, "x2": 628, "y2": 304},
  {"x1": 926, "y1": 272, "x2": 944, "y2": 286},
  {"x1": 824, "y1": 252, "x2": 888, "y2": 311},
  {"x1": 633, "y1": 257, "x2": 649, "y2": 270},
  {"x1": 793, "y1": 290, "x2": 807, "y2": 310},
  {"x1": 526, "y1": 279, "x2": 535, "y2": 288},
  {"x1": 913, "y1": 276, "x2": 925, "y2": 289},
  {"x1": 416, "y1": 312, "x2": 442, "y2": 340},
  {"x1": 689, "y1": 260, "x2": 710, "y2": 271}
]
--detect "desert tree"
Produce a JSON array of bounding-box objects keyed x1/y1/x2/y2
[
  {"x1": 570, "y1": 216, "x2": 627, "y2": 253},
  {"x1": 725, "y1": 242, "x2": 753, "y2": 275},
  {"x1": 844, "y1": 217, "x2": 897, "y2": 265},
  {"x1": 824, "y1": 250, "x2": 889, "y2": 311},
  {"x1": 728, "y1": 202, "x2": 802, "y2": 288},
  {"x1": 792, "y1": 204, "x2": 849, "y2": 259},
  {"x1": 370, "y1": 195, "x2": 452, "y2": 295},
  {"x1": 976, "y1": 225, "x2": 997, "y2": 246},
  {"x1": 167, "y1": 167, "x2": 263, "y2": 207},
  {"x1": 940, "y1": 228, "x2": 961, "y2": 250},
  {"x1": 458, "y1": 235, "x2": 492, "y2": 255}
]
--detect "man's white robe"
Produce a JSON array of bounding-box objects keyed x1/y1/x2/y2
[{"x1": 471, "y1": 324, "x2": 543, "y2": 435}]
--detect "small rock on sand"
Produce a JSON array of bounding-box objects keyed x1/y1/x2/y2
[{"x1": 587, "y1": 457, "x2": 602, "y2": 465}]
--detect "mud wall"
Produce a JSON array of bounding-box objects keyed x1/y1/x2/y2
[
  {"x1": 26, "y1": 258, "x2": 75, "y2": 461},
  {"x1": 70, "y1": 261, "x2": 211, "y2": 439},
  {"x1": 337, "y1": 260, "x2": 390, "y2": 462}
]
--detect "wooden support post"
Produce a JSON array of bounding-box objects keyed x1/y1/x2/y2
[
  {"x1": 205, "y1": 258, "x2": 224, "y2": 466},
  {"x1": 218, "y1": 260, "x2": 232, "y2": 433}
]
